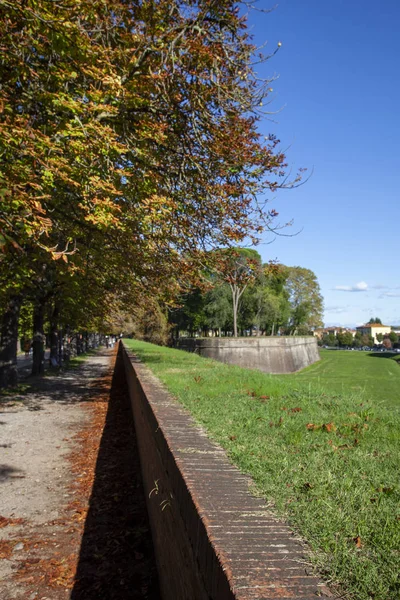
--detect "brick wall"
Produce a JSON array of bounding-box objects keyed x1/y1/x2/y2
[{"x1": 120, "y1": 342, "x2": 334, "y2": 600}]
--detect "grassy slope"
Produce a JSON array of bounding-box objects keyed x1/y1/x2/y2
[
  {"x1": 124, "y1": 340, "x2": 400, "y2": 600},
  {"x1": 292, "y1": 349, "x2": 400, "y2": 410}
]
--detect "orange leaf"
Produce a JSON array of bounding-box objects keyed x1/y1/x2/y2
[
  {"x1": 306, "y1": 423, "x2": 320, "y2": 431},
  {"x1": 322, "y1": 422, "x2": 336, "y2": 433}
]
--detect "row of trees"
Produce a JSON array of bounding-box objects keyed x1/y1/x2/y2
[
  {"x1": 320, "y1": 331, "x2": 399, "y2": 349},
  {"x1": 168, "y1": 249, "x2": 324, "y2": 339},
  {"x1": 0, "y1": 0, "x2": 300, "y2": 387}
]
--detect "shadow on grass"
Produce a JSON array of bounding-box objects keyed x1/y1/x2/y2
[
  {"x1": 367, "y1": 352, "x2": 400, "y2": 360},
  {"x1": 70, "y1": 355, "x2": 160, "y2": 600}
]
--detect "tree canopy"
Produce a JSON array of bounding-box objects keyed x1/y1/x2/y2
[
  {"x1": 0, "y1": 0, "x2": 301, "y2": 383},
  {"x1": 168, "y1": 261, "x2": 323, "y2": 339},
  {"x1": 1, "y1": 0, "x2": 292, "y2": 268}
]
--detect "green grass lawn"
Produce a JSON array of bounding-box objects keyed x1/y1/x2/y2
[
  {"x1": 124, "y1": 340, "x2": 400, "y2": 600},
  {"x1": 292, "y1": 349, "x2": 400, "y2": 410}
]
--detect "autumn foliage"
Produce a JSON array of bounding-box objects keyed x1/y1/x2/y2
[
  {"x1": 0, "y1": 0, "x2": 297, "y2": 380},
  {"x1": 0, "y1": 0, "x2": 291, "y2": 266}
]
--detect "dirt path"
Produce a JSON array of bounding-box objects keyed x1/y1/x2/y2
[{"x1": 0, "y1": 348, "x2": 160, "y2": 600}]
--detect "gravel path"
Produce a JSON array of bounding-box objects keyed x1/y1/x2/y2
[{"x1": 0, "y1": 348, "x2": 160, "y2": 600}]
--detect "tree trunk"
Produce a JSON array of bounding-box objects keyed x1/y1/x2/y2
[
  {"x1": 0, "y1": 295, "x2": 22, "y2": 388},
  {"x1": 49, "y1": 303, "x2": 60, "y2": 366},
  {"x1": 32, "y1": 299, "x2": 45, "y2": 376},
  {"x1": 77, "y1": 333, "x2": 84, "y2": 355},
  {"x1": 58, "y1": 328, "x2": 63, "y2": 366},
  {"x1": 232, "y1": 288, "x2": 239, "y2": 337}
]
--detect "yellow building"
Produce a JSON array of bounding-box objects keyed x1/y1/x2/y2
[{"x1": 355, "y1": 323, "x2": 391, "y2": 344}]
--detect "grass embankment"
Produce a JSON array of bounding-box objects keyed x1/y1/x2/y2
[
  {"x1": 124, "y1": 340, "x2": 400, "y2": 600},
  {"x1": 295, "y1": 349, "x2": 400, "y2": 410}
]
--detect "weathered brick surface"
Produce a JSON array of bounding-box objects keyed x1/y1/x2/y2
[{"x1": 120, "y1": 343, "x2": 336, "y2": 600}]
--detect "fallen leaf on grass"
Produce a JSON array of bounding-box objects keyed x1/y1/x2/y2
[
  {"x1": 322, "y1": 422, "x2": 336, "y2": 433},
  {"x1": 376, "y1": 486, "x2": 394, "y2": 494},
  {"x1": 269, "y1": 417, "x2": 284, "y2": 428},
  {"x1": 353, "y1": 536, "x2": 362, "y2": 548},
  {"x1": 306, "y1": 422, "x2": 336, "y2": 432},
  {"x1": 307, "y1": 423, "x2": 320, "y2": 431}
]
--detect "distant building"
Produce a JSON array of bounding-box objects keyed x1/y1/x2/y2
[
  {"x1": 355, "y1": 323, "x2": 391, "y2": 344},
  {"x1": 313, "y1": 327, "x2": 356, "y2": 340}
]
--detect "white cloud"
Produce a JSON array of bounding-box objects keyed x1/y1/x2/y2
[{"x1": 334, "y1": 281, "x2": 368, "y2": 292}]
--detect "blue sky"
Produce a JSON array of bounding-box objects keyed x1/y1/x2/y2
[{"x1": 246, "y1": 0, "x2": 400, "y2": 326}]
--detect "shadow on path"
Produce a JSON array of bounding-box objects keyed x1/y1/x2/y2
[
  {"x1": 0, "y1": 463, "x2": 25, "y2": 482},
  {"x1": 17, "y1": 350, "x2": 118, "y2": 405},
  {"x1": 70, "y1": 355, "x2": 161, "y2": 600}
]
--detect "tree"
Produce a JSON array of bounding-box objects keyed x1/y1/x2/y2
[
  {"x1": 382, "y1": 338, "x2": 392, "y2": 350},
  {"x1": 203, "y1": 285, "x2": 232, "y2": 337},
  {"x1": 132, "y1": 301, "x2": 170, "y2": 346},
  {"x1": 376, "y1": 333, "x2": 384, "y2": 343},
  {"x1": 169, "y1": 259, "x2": 323, "y2": 339},
  {"x1": 367, "y1": 317, "x2": 382, "y2": 324},
  {"x1": 1, "y1": 0, "x2": 299, "y2": 385},
  {"x1": 250, "y1": 264, "x2": 290, "y2": 335},
  {"x1": 389, "y1": 331, "x2": 398, "y2": 344},
  {"x1": 322, "y1": 333, "x2": 337, "y2": 347},
  {"x1": 360, "y1": 334, "x2": 374, "y2": 347},
  {"x1": 337, "y1": 331, "x2": 353, "y2": 347},
  {"x1": 285, "y1": 267, "x2": 323, "y2": 334},
  {"x1": 1, "y1": 0, "x2": 293, "y2": 259},
  {"x1": 170, "y1": 289, "x2": 207, "y2": 337},
  {"x1": 216, "y1": 249, "x2": 262, "y2": 337}
]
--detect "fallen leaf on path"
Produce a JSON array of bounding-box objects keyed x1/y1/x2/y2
[
  {"x1": 0, "y1": 516, "x2": 25, "y2": 528},
  {"x1": 0, "y1": 540, "x2": 14, "y2": 559}
]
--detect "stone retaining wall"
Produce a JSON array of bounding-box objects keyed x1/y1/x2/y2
[
  {"x1": 120, "y1": 342, "x2": 334, "y2": 600},
  {"x1": 175, "y1": 336, "x2": 320, "y2": 374}
]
